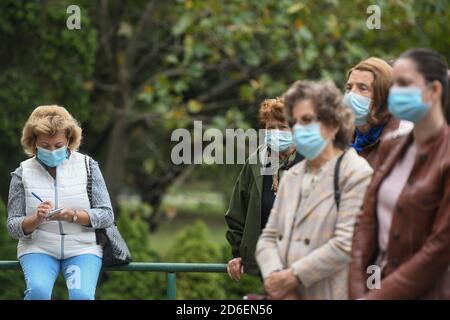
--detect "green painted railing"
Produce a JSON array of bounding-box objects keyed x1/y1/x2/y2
[{"x1": 0, "y1": 261, "x2": 227, "y2": 300}]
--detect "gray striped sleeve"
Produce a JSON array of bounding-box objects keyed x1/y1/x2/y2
[
  {"x1": 7, "y1": 166, "x2": 30, "y2": 239},
  {"x1": 86, "y1": 159, "x2": 115, "y2": 229}
]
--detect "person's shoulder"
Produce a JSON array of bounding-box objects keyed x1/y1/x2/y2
[
  {"x1": 244, "y1": 145, "x2": 267, "y2": 175},
  {"x1": 382, "y1": 119, "x2": 414, "y2": 141},
  {"x1": 10, "y1": 165, "x2": 23, "y2": 179},
  {"x1": 19, "y1": 156, "x2": 35, "y2": 166},
  {"x1": 379, "y1": 126, "x2": 412, "y2": 158},
  {"x1": 247, "y1": 144, "x2": 266, "y2": 165},
  {"x1": 342, "y1": 148, "x2": 373, "y2": 175},
  {"x1": 284, "y1": 158, "x2": 306, "y2": 178},
  {"x1": 72, "y1": 151, "x2": 99, "y2": 166},
  {"x1": 18, "y1": 156, "x2": 37, "y2": 171}
]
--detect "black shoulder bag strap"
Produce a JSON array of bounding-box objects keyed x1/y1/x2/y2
[
  {"x1": 334, "y1": 150, "x2": 347, "y2": 211},
  {"x1": 84, "y1": 155, "x2": 93, "y2": 205}
]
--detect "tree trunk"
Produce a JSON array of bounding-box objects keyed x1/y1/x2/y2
[
  {"x1": 104, "y1": 60, "x2": 132, "y2": 209},
  {"x1": 104, "y1": 110, "x2": 129, "y2": 209}
]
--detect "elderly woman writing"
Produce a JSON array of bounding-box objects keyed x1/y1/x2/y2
[
  {"x1": 256, "y1": 80, "x2": 373, "y2": 299},
  {"x1": 7, "y1": 105, "x2": 114, "y2": 300}
]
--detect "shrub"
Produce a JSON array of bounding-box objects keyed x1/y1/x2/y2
[
  {"x1": 0, "y1": 199, "x2": 26, "y2": 299},
  {"x1": 217, "y1": 242, "x2": 264, "y2": 300},
  {"x1": 97, "y1": 202, "x2": 165, "y2": 300},
  {"x1": 165, "y1": 220, "x2": 226, "y2": 299}
]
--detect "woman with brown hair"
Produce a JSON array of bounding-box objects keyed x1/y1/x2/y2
[
  {"x1": 349, "y1": 48, "x2": 450, "y2": 299},
  {"x1": 256, "y1": 80, "x2": 372, "y2": 299},
  {"x1": 344, "y1": 57, "x2": 413, "y2": 167}
]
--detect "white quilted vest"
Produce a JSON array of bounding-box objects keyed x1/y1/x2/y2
[
  {"x1": 18, "y1": 151, "x2": 102, "y2": 259},
  {"x1": 22, "y1": 151, "x2": 91, "y2": 234}
]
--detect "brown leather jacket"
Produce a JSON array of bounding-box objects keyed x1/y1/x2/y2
[
  {"x1": 357, "y1": 117, "x2": 400, "y2": 168},
  {"x1": 349, "y1": 124, "x2": 450, "y2": 299}
]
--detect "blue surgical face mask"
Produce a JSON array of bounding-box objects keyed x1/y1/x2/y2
[
  {"x1": 264, "y1": 129, "x2": 293, "y2": 152},
  {"x1": 388, "y1": 87, "x2": 431, "y2": 123},
  {"x1": 343, "y1": 92, "x2": 372, "y2": 126},
  {"x1": 293, "y1": 123, "x2": 327, "y2": 160},
  {"x1": 37, "y1": 146, "x2": 68, "y2": 167}
]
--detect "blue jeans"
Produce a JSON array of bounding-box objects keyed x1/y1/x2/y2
[{"x1": 19, "y1": 253, "x2": 102, "y2": 300}]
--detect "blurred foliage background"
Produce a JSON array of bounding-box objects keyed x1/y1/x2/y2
[{"x1": 0, "y1": 0, "x2": 449, "y2": 299}]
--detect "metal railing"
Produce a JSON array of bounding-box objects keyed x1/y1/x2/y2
[{"x1": 0, "y1": 261, "x2": 227, "y2": 300}]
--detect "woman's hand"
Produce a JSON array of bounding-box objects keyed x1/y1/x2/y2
[
  {"x1": 36, "y1": 201, "x2": 53, "y2": 223},
  {"x1": 264, "y1": 268, "x2": 300, "y2": 299},
  {"x1": 227, "y1": 257, "x2": 244, "y2": 281},
  {"x1": 47, "y1": 208, "x2": 91, "y2": 226},
  {"x1": 22, "y1": 200, "x2": 54, "y2": 235},
  {"x1": 47, "y1": 207, "x2": 75, "y2": 222}
]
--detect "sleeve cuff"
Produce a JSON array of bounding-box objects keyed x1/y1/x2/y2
[
  {"x1": 260, "y1": 263, "x2": 284, "y2": 280},
  {"x1": 85, "y1": 208, "x2": 114, "y2": 229},
  {"x1": 291, "y1": 259, "x2": 315, "y2": 288},
  {"x1": 85, "y1": 209, "x2": 97, "y2": 228},
  {"x1": 15, "y1": 216, "x2": 32, "y2": 240}
]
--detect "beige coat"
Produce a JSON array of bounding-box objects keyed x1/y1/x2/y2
[{"x1": 256, "y1": 148, "x2": 373, "y2": 300}]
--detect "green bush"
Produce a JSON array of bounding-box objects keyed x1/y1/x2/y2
[
  {"x1": 164, "y1": 220, "x2": 263, "y2": 299},
  {"x1": 97, "y1": 202, "x2": 165, "y2": 300},
  {"x1": 0, "y1": 199, "x2": 25, "y2": 299},
  {"x1": 165, "y1": 220, "x2": 226, "y2": 299},
  {"x1": 217, "y1": 243, "x2": 264, "y2": 300}
]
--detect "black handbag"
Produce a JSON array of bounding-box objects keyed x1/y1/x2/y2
[{"x1": 85, "y1": 155, "x2": 132, "y2": 267}]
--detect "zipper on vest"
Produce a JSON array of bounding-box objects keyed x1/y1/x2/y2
[{"x1": 55, "y1": 167, "x2": 65, "y2": 260}]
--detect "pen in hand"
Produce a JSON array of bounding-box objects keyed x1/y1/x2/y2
[
  {"x1": 31, "y1": 192, "x2": 57, "y2": 220},
  {"x1": 31, "y1": 192, "x2": 44, "y2": 203}
]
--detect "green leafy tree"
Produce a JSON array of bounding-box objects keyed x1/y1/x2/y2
[{"x1": 0, "y1": 0, "x2": 97, "y2": 195}]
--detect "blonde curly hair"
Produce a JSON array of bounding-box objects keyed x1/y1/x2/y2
[{"x1": 21, "y1": 105, "x2": 82, "y2": 156}]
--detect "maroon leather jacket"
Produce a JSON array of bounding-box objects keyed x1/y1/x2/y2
[{"x1": 349, "y1": 124, "x2": 450, "y2": 299}]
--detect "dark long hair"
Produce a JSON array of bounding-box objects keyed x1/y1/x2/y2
[{"x1": 400, "y1": 48, "x2": 450, "y2": 124}]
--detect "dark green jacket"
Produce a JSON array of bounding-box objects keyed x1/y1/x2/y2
[
  {"x1": 225, "y1": 147, "x2": 301, "y2": 275},
  {"x1": 224, "y1": 148, "x2": 267, "y2": 276}
]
